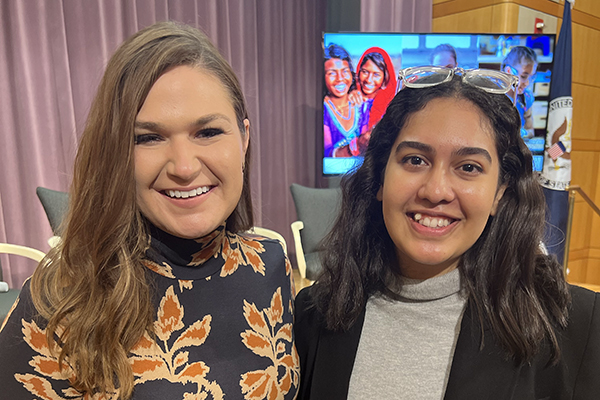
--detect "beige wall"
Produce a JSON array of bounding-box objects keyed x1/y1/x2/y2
[{"x1": 432, "y1": 0, "x2": 600, "y2": 285}]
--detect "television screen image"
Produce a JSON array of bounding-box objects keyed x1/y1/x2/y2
[{"x1": 322, "y1": 32, "x2": 556, "y2": 176}]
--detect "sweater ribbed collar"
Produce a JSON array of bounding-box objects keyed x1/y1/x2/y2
[{"x1": 391, "y1": 268, "x2": 463, "y2": 302}]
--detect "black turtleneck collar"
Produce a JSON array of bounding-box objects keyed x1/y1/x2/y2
[{"x1": 144, "y1": 223, "x2": 227, "y2": 280}]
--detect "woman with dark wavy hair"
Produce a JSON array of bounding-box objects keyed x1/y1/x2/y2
[
  {"x1": 295, "y1": 67, "x2": 599, "y2": 399},
  {"x1": 0, "y1": 21, "x2": 298, "y2": 399}
]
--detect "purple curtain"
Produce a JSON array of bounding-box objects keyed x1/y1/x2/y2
[
  {"x1": 0, "y1": 0, "x2": 326, "y2": 288},
  {"x1": 361, "y1": 0, "x2": 432, "y2": 32}
]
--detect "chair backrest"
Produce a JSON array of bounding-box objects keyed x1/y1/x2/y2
[
  {"x1": 36, "y1": 187, "x2": 69, "y2": 235},
  {"x1": 290, "y1": 183, "x2": 342, "y2": 254}
]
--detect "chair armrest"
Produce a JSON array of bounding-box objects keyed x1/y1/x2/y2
[
  {"x1": 290, "y1": 221, "x2": 307, "y2": 279},
  {"x1": 0, "y1": 243, "x2": 45, "y2": 262}
]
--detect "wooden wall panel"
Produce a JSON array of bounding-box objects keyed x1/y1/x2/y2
[
  {"x1": 572, "y1": 84, "x2": 600, "y2": 142},
  {"x1": 432, "y1": 8, "x2": 495, "y2": 32},
  {"x1": 570, "y1": 150, "x2": 597, "y2": 195},
  {"x1": 569, "y1": 199, "x2": 593, "y2": 249},
  {"x1": 572, "y1": 24, "x2": 600, "y2": 87},
  {"x1": 576, "y1": 0, "x2": 600, "y2": 16},
  {"x1": 491, "y1": 4, "x2": 520, "y2": 32}
]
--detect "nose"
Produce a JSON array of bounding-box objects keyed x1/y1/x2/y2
[
  {"x1": 417, "y1": 166, "x2": 455, "y2": 204},
  {"x1": 166, "y1": 138, "x2": 201, "y2": 182}
]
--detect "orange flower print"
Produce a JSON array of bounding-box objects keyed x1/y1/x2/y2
[
  {"x1": 220, "y1": 234, "x2": 267, "y2": 277},
  {"x1": 190, "y1": 228, "x2": 225, "y2": 265},
  {"x1": 143, "y1": 259, "x2": 176, "y2": 279},
  {"x1": 239, "y1": 288, "x2": 299, "y2": 399},
  {"x1": 14, "y1": 320, "x2": 117, "y2": 399},
  {"x1": 129, "y1": 285, "x2": 224, "y2": 399}
]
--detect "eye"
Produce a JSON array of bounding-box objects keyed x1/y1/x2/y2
[
  {"x1": 134, "y1": 133, "x2": 162, "y2": 145},
  {"x1": 401, "y1": 155, "x2": 426, "y2": 166},
  {"x1": 459, "y1": 163, "x2": 483, "y2": 174},
  {"x1": 196, "y1": 128, "x2": 224, "y2": 139}
]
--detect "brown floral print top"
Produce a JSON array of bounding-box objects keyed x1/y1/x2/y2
[{"x1": 0, "y1": 225, "x2": 299, "y2": 399}]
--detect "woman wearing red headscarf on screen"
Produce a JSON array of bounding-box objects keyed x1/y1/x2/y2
[{"x1": 354, "y1": 47, "x2": 397, "y2": 132}]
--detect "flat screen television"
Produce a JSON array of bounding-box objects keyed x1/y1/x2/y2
[{"x1": 321, "y1": 32, "x2": 556, "y2": 176}]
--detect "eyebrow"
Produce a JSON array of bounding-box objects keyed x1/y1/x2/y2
[
  {"x1": 394, "y1": 141, "x2": 492, "y2": 163},
  {"x1": 454, "y1": 147, "x2": 492, "y2": 163},
  {"x1": 134, "y1": 113, "x2": 232, "y2": 131},
  {"x1": 394, "y1": 141, "x2": 434, "y2": 155}
]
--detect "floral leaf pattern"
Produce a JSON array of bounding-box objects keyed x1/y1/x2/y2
[
  {"x1": 179, "y1": 280, "x2": 193, "y2": 291},
  {"x1": 14, "y1": 319, "x2": 116, "y2": 400},
  {"x1": 154, "y1": 286, "x2": 185, "y2": 343},
  {"x1": 239, "y1": 288, "x2": 299, "y2": 399},
  {"x1": 190, "y1": 228, "x2": 225, "y2": 265},
  {"x1": 143, "y1": 259, "x2": 176, "y2": 279},
  {"x1": 130, "y1": 287, "x2": 222, "y2": 399},
  {"x1": 221, "y1": 234, "x2": 267, "y2": 277}
]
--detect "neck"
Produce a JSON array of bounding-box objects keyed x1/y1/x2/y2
[
  {"x1": 398, "y1": 258, "x2": 459, "y2": 280},
  {"x1": 326, "y1": 94, "x2": 349, "y2": 107}
]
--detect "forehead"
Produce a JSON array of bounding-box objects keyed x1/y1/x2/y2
[
  {"x1": 325, "y1": 58, "x2": 349, "y2": 71},
  {"x1": 513, "y1": 59, "x2": 536, "y2": 72},
  {"x1": 137, "y1": 65, "x2": 236, "y2": 120},
  {"x1": 394, "y1": 97, "x2": 496, "y2": 153},
  {"x1": 361, "y1": 59, "x2": 383, "y2": 72},
  {"x1": 433, "y1": 51, "x2": 455, "y2": 61}
]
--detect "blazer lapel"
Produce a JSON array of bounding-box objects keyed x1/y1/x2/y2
[
  {"x1": 444, "y1": 303, "x2": 522, "y2": 400},
  {"x1": 310, "y1": 309, "x2": 366, "y2": 400}
]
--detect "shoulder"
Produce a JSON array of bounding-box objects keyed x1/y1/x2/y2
[
  {"x1": 567, "y1": 284, "x2": 600, "y2": 328},
  {"x1": 294, "y1": 286, "x2": 325, "y2": 342},
  {"x1": 1, "y1": 278, "x2": 37, "y2": 331},
  {"x1": 234, "y1": 232, "x2": 287, "y2": 267},
  {"x1": 551, "y1": 285, "x2": 600, "y2": 394}
]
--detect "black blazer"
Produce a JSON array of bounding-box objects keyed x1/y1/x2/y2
[{"x1": 294, "y1": 285, "x2": 600, "y2": 400}]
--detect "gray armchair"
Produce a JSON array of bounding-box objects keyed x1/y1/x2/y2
[
  {"x1": 36, "y1": 187, "x2": 69, "y2": 236},
  {"x1": 289, "y1": 183, "x2": 341, "y2": 282}
]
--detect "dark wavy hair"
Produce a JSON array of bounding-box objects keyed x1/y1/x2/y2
[
  {"x1": 323, "y1": 43, "x2": 357, "y2": 96},
  {"x1": 312, "y1": 74, "x2": 571, "y2": 365}
]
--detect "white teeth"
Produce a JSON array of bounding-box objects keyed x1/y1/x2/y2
[
  {"x1": 413, "y1": 213, "x2": 452, "y2": 228},
  {"x1": 165, "y1": 187, "x2": 210, "y2": 199}
]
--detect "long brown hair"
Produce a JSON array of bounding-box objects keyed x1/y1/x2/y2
[{"x1": 31, "y1": 21, "x2": 253, "y2": 398}]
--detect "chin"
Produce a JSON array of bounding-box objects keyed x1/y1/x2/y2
[{"x1": 157, "y1": 221, "x2": 220, "y2": 240}]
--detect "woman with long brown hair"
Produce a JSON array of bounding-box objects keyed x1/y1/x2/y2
[{"x1": 0, "y1": 21, "x2": 298, "y2": 399}]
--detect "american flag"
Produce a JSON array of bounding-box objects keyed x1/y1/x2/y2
[{"x1": 548, "y1": 141, "x2": 566, "y2": 160}]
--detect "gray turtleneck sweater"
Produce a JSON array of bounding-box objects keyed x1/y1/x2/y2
[{"x1": 347, "y1": 268, "x2": 466, "y2": 400}]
